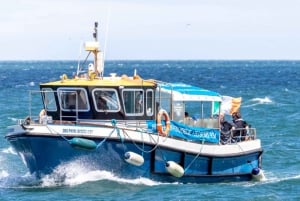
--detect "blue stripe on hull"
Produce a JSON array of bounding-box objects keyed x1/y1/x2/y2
[{"x1": 7, "y1": 133, "x2": 262, "y2": 183}]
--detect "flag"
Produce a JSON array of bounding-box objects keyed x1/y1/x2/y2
[{"x1": 221, "y1": 96, "x2": 242, "y2": 115}]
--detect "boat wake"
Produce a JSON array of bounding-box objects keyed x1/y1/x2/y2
[
  {"x1": 40, "y1": 159, "x2": 162, "y2": 187},
  {"x1": 1, "y1": 147, "x2": 17, "y2": 155},
  {"x1": 0, "y1": 150, "x2": 12, "y2": 181},
  {"x1": 0, "y1": 170, "x2": 9, "y2": 180},
  {"x1": 0, "y1": 158, "x2": 163, "y2": 189},
  {"x1": 239, "y1": 170, "x2": 300, "y2": 187}
]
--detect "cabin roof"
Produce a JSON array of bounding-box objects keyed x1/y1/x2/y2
[
  {"x1": 159, "y1": 83, "x2": 222, "y2": 102},
  {"x1": 40, "y1": 74, "x2": 156, "y2": 87}
]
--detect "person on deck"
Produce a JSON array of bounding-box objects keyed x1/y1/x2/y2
[
  {"x1": 231, "y1": 111, "x2": 249, "y2": 142},
  {"x1": 219, "y1": 113, "x2": 233, "y2": 144}
]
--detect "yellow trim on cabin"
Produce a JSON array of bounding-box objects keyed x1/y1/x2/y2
[{"x1": 40, "y1": 75, "x2": 156, "y2": 87}]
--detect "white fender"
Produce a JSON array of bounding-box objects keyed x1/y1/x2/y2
[
  {"x1": 166, "y1": 161, "x2": 184, "y2": 178},
  {"x1": 124, "y1": 151, "x2": 144, "y2": 166},
  {"x1": 252, "y1": 168, "x2": 265, "y2": 181}
]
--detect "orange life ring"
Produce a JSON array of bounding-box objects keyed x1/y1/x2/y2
[{"x1": 157, "y1": 109, "x2": 170, "y2": 137}]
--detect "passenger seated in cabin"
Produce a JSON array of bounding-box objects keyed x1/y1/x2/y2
[
  {"x1": 219, "y1": 113, "x2": 233, "y2": 144},
  {"x1": 231, "y1": 111, "x2": 249, "y2": 142},
  {"x1": 97, "y1": 96, "x2": 108, "y2": 110},
  {"x1": 135, "y1": 91, "x2": 143, "y2": 113},
  {"x1": 184, "y1": 112, "x2": 193, "y2": 125},
  {"x1": 67, "y1": 93, "x2": 76, "y2": 109}
]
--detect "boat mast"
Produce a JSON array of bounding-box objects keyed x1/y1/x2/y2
[
  {"x1": 93, "y1": 22, "x2": 101, "y2": 78},
  {"x1": 89, "y1": 21, "x2": 104, "y2": 78},
  {"x1": 83, "y1": 22, "x2": 104, "y2": 78}
]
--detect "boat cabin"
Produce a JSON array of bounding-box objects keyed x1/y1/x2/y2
[{"x1": 39, "y1": 74, "x2": 158, "y2": 122}]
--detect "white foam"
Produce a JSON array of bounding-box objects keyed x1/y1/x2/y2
[
  {"x1": 244, "y1": 96, "x2": 273, "y2": 108},
  {"x1": 240, "y1": 170, "x2": 300, "y2": 187},
  {"x1": 251, "y1": 97, "x2": 273, "y2": 104},
  {"x1": 0, "y1": 154, "x2": 10, "y2": 181},
  {"x1": 1, "y1": 147, "x2": 17, "y2": 155},
  {"x1": 29, "y1": 81, "x2": 35, "y2": 86},
  {"x1": 7, "y1": 117, "x2": 19, "y2": 122},
  {"x1": 260, "y1": 173, "x2": 300, "y2": 186},
  {"x1": 40, "y1": 159, "x2": 162, "y2": 187},
  {"x1": 0, "y1": 170, "x2": 9, "y2": 179}
]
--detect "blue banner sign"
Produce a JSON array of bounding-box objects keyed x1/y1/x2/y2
[{"x1": 147, "y1": 120, "x2": 220, "y2": 143}]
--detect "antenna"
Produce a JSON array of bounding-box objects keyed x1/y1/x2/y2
[
  {"x1": 93, "y1": 22, "x2": 98, "y2": 41},
  {"x1": 102, "y1": 3, "x2": 111, "y2": 78},
  {"x1": 76, "y1": 41, "x2": 83, "y2": 76}
]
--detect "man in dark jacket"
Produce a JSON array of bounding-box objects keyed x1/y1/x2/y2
[
  {"x1": 220, "y1": 113, "x2": 233, "y2": 144},
  {"x1": 231, "y1": 111, "x2": 248, "y2": 142}
]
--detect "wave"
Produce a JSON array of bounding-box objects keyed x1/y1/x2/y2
[
  {"x1": 238, "y1": 170, "x2": 300, "y2": 187},
  {"x1": 284, "y1": 87, "x2": 299, "y2": 95},
  {"x1": 251, "y1": 97, "x2": 273, "y2": 104},
  {"x1": 244, "y1": 96, "x2": 273, "y2": 108},
  {"x1": 0, "y1": 170, "x2": 9, "y2": 179},
  {"x1": 29, "y1": 81, "x2": 35, "y2": 86},
  {"x1": 39, "y1": 159, "x2": 163, "y2": 188},
  {"x1": 7, "y1": 117, "x2": 18, "y2": 122},
  {"x1": 260, "y1": 173, "x2": 300, "y2": 186},
  {"x1": 0, "y1": 154, "x2": 9, "y2": 180},
  {"x1": 0, "y1": 158, "x2": 164, "y2": 189},
  {"x1": 1, "y1": 147, "x2": 17, "y2": 155}
]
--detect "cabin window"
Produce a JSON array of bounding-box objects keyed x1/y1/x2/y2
[
  {"x1": 122, "y1": 89, "x2": 144, "y2": 116},
  {"x1": 92, "y1": 88, "x2": 120, "y2": 112},
  {"x1": 184, "y1": 101, "x2": 219, "y2": 128},
  {"x1": 146, "y1": 89, "x2": 154, "y2": 116},
  {"x1": 155, "y1": 90, "x2": 171, "y2": 114},
  {"x1": 58, "y1": 88, "x2": 90, "y2": 111},
  {"x1": 41, "y1": 88, "x2": 57, "y2": 111},
  {"x1": 185, "y1": 101, "x2": 213, "y2": 119},
  {"x1": 173, "y1": 102, "x2": 185, "y2": 122}
]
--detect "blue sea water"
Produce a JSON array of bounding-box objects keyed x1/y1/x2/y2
[{"x1": 0, "y1": 60, "x2": 299, "y2": 200}]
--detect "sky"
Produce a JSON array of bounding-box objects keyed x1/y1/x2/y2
[{"x1": 1, "y1": 0, "x2": 300, "y2": 60}]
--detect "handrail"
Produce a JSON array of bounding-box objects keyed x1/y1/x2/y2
[
  {"x1": 27, "y1": 90, "x2": 80, "y2": 125},
  {"x1": 59, "y1": 90, "x2": 79, "y2": 124},
  {"x1": 220, "y1": 127, "x2": 256, "y2": 145}
]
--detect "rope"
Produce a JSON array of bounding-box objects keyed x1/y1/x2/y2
[
  {"x1": 184, "y1": 140, "x2": 205, "y2": 173},
  {"x1": 111, "y1": 119, "x2": 123, "y2": 143},
  {"x1": 122, "y1": 128, "x2": 161, "y2": 154},
  {"x1": 96, "y1": 119, "x2": 121, "y2": 149},
  {"x1": 46, "y1": 125, "x2": 70, "y2": 142},
  {"x1": 96, "y1": 127, "x2": 115, "y2": 149},
  {"x1": 46, "y1": 119, "x2": 120, "y2": 150}
]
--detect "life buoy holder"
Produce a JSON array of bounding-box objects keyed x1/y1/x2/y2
[{"x1": 157, "y1": 109, "x2": 170, "y2": 137}]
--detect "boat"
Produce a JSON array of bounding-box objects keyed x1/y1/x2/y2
[{"x1": 5, "y1": 22, "x2": 264, "y2": 183}]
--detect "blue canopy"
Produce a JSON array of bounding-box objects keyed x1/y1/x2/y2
[{"x1": 159, "y1": 83, "x2": 222, "y2": 102}]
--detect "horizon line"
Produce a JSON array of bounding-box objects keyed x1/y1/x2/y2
[{"x1": 1, "y1": 59, "x2": 300, "y2": 62}]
